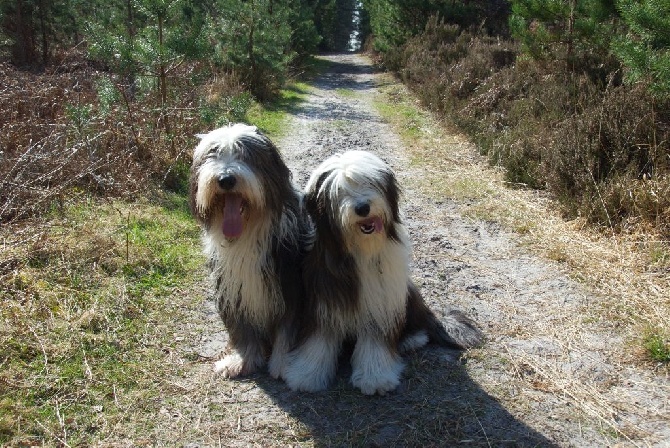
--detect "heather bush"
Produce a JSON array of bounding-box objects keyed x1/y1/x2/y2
[
  {"x1": 380, "y1": 16, "x2": 670, "y2": 235},
  {"x1": 547, "y1": 83, "x2": 670, "y2": 231}
]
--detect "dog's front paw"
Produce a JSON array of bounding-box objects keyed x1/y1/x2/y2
[
  {"x1": 350, "y1": 366, "x2": 402, "y2": 395},
  {"x1": 284, "y1": 359, "x2": 334, "y2": 392},
  {"x1": 283, "y1": 335, "x2": 338, "y2": 392},
  {"x1": 351, "y1": 338, "x2": 404, "y2": 395},
  {"x1": 214, "y1": 353, "x2": 254, "y2": 378},
  {"x1": 283, "y1": 356, "x2": 336, "y2": 392}
]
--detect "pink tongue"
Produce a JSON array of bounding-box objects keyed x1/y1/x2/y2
[
  {"x1": 222, "y1": 194, "x2": 244, "y2": 238},
  {"x1": 372, "y1": 216, "x2": 383, "y2": 232},
  {"x1": 360, "y1": 216, "x2": 383, "y2": 232}
]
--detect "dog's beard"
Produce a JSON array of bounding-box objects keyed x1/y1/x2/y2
[{"x1": 344, "y1": 216, "x2": 388, "y2": 256}]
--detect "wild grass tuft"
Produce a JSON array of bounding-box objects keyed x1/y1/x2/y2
[{"x1": 643, "y1": 330, "x2": 670, "y2": 363}]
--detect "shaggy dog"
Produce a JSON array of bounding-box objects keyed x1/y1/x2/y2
[
  {"x1": 282, "y1": 150, "x2": 483, "y2": 395},
  {"x1": 189, "y1": 123, "x2": 309, "y2": 379}
]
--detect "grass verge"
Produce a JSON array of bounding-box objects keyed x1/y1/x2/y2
[
  {"x1": 373, "y1": 73, "x2": 670, "y2": 366},
  {"x1": 0, "y1": 192, "x2": 205, "y2": 446},
  {"x1": 245, "y1": 82, "x2": 311, "y2": 139}
]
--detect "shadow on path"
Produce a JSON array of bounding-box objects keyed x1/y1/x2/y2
[
  {"x1": 253, "y1": 348, "x2": 555, "y2": 447},
  {"x1": 312, "y1": 53, "x2": 379, "y2": 92}
]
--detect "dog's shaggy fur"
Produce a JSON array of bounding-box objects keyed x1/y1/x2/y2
[
  {"x1": 282, "y1": 150, "x2": 483, "y2": 395},
  {"x1": 189, "y1": 123, "x2": 309, "y2": 379}
]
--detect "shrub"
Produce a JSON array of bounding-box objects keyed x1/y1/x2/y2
[
  {"x1": 380, "y1": 17, "x2": 670, "y2": 236},
  {"x1": 0, "y1": 58, "x2": 250, "y2": 223}
]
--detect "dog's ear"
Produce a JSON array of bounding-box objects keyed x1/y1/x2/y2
[
  {"x1": 383, "y1": 170, "x2": 402, "y2": 222},
  {"x1": 305, "y1": 190, "x2": 317, "y2": 216},
  {"x1": 305, "y1": 170, "x2": 329, "y2": 216},
  {"x1": 188, "y1": 166, "x2": 205, "y2": 222}
]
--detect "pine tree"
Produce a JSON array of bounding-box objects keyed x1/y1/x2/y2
[
  {"x1": 86, "y1": 0, "x2": 207, "y2": 96},
  {"x1": 288, "y1": 0, "x2": 321, "y2": 59},
  {"x1": 0, "y1": 0, "x2": 82, "y2": 65},
  {"x1": 209, "y1": 0, "x2": 294, "y2": 99},
  {"x1": 509, "y1": 0, "x2": 617, "y2": 68},
  {"x1": 613, "y1": 0, "x2": 670, "y2": 97},
  {"x1": 361, "y1": 0, "x2": 508, "y2": 53}
]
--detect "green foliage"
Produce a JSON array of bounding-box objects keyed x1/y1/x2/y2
[
  {"x1": 644, "y1": 330, "x2": 670, "y2": 363},
  {"x1": 208, "y1": 0, "x2": 293, "y2": 100},
  {"x1": 245, "y1": 82, "x2": 311, "y2": 137},
  {"x1": 509, "y1": 0, "x2": 619, "y2": 78},
  {"x1": 312, "y1": 0, "x2": 338, "y2": 50},
  {"x1": 0, "y1": 0, "x2": 82, "y2": 65},
  {"x1": 362, "y1": 0, "x2": 407, "y2": 51},
  {"x1": 201, "y1": 0, "x2": 320, "y2": 99},
  {"x1": 95, "y1": 75, "x2": 120, "y2": 116},
  {"x1": 64, "y1": 103, "x2": 94, "y2": 134},
  {"x1": 288, "y1": 0, "x2": 322, "y2": 58},
  {"x1": 613, "y1": 0, "x2": 670, "y2": 98},
  {"x1": 199, "y1": 91, "x2": 254, "y2": 128},
  {"x1": 1, "y1": 0, "x2": 324, "y2": 101},
  {"x1": 380, "y1": 12, "x2": 670, "y2": 235},
  {"x1": 86, "y1": 0, "x2": 208, "y2": 99},
  {"x1": 362, "y1": 0, "x2": 509, "y2": 53}
]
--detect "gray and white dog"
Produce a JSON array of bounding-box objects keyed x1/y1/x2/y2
[
  {"x1": 189, "y1": 123, "x2": 310, "y2": 379},
  {"x1": 282, "y1": 151, "x2": 483, "y2": 395}
]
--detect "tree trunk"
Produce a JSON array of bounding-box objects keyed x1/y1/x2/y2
[
  {"x1": 38, "y1": 0, "x2": 49, "y2": 65},
  {"x1": 159, "y1": 13, "x2": 167, "y2": 109},
  {"x1": 248, "y1": 1, "x2": 256, "y2": 90}
]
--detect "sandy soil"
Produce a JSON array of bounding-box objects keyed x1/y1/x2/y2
[{"x1": 131, "y1": 53, "x2": 668, "y2": 447}]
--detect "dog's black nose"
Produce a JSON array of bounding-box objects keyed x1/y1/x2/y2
[
  {"x1": 354, "y1": 202, "x2": 370, "y2": 217},
  {"x1": 218, "y1": 174, "x2": 236, "y2": 190}
]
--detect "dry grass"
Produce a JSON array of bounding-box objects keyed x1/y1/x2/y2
[{"x1": 374, "y1": 74, "x2": 670, "y2": 365}]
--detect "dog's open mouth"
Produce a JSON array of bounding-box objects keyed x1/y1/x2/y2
[
  {"x1": 357, "y1": 216, "x2": 383, "y2": 234},
  {"x1": 222, "y1": 193, "x2": 246, "y2": 239}
]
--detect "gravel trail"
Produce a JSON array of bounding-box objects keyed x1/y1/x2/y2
[{"x1": 144, "y1": 53, "x2": 669, "y2": 448}]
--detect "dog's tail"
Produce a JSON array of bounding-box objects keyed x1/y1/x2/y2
[
  {"x1": 400, "y1": 282, "x2": 484, "y2": 353},
  {"x1": 432, "y1": 308, "x2": 484, "y2": 349}
]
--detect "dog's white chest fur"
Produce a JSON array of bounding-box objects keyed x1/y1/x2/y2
[
  {"x1": 354, "y1": 238, "x2": 410, "y2": 335},
  {"x1": 205, "y1": 221, "x2": 283, "y2": 327}
]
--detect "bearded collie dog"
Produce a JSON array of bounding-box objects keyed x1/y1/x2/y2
[
  {"x1": 189, "y1": 123, "x2": 310, "y2": 379},
  {"x1": 282, "y1": 150, "x2": 483, "y2": 395}
]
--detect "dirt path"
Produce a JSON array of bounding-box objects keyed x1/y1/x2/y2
[{"x1": 143, "y1": 54, "x2": 668, "y2": 447}]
